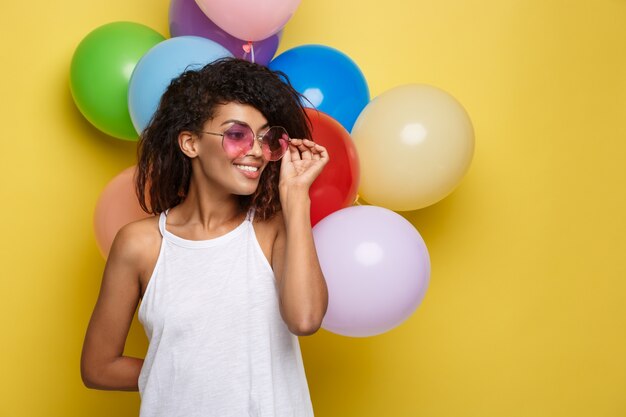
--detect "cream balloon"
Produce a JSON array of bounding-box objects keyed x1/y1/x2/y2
[{"x1": 351, "y1": 84, "x2": 474, "y2": 211}]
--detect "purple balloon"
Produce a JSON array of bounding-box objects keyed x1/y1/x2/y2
[
  {"x1": 312, "y1": 206, "x2": 430, "y2": 337},
  {"x1": 169, "y1": 0, "x2": 281, "y2": 65}
]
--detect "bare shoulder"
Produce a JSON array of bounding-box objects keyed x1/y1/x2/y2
[
  {"x1": 109, "y1": 215, "x2": 161, "y2": 294},
  {"x1": 112, "y1": 216, "x2": 161, "y2": 257}
]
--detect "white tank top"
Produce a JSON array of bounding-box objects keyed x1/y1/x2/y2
[{"x1": 137, "y1": 208, "x2": 314, "y2": 417}]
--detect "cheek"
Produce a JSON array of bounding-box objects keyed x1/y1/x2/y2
[{"x1": 196, "y1": 149, "x2": 234, "y2": 179}]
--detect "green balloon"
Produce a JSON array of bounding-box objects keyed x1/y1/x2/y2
[{"x1": 70, "y1": 22, "x2": 165, "y2": 141}]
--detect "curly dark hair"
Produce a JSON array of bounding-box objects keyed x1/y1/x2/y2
[{"x1": 135, "y1": 57, "x2": 311, "y2": 221}]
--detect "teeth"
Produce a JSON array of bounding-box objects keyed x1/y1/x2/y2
[{"x1": 234, "y1": 164, "x2": 258, "y2": 172}]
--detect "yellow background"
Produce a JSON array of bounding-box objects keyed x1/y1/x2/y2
[{"x1": 1, "y1": 0, "x2": 625, "y2": 416}]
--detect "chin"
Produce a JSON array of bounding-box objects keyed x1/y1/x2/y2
[{"x1": 232, "y1": 182, "x2": 261, "y2": 196}]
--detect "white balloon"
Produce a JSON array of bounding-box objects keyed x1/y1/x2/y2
[{"x1": 352, "y1": 84, "x2": 475, "y2": 211}]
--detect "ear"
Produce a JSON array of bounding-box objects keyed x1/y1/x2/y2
[{"x1": 178, "y1": 131, "x2": 199, "y2": 158}]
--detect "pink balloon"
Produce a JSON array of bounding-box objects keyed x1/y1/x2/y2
[
  {"x1": 93, "y1": 166, "x2": 152, "y2": 258},
  {"x1": 312, "y1": 206, "x2": 430, "y2": 337},
  {"x1": 194, "y1": 0, "x2": 300, "y2": 41}
]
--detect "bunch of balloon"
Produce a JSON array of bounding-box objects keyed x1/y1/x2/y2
[{"x1": 70, "y1": 1, "x2": 456, "y2": 339}]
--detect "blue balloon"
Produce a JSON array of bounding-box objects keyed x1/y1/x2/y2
[
  {"x1": 128, "y1": 36, "x2": 232, "y2": 133},
  {"x1": 269, "y1": 44, "x2": 369, "y2": 132}
]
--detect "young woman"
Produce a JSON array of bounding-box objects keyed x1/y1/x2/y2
[{"x1": 81, "y1": 58, "x2": 329, "y2": 416}]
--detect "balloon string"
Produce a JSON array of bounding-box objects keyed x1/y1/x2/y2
[
  {"x1": 354, "y1": 194, "x2": 362, "y2": 206},
  {"x1": 249, "y1": 41, "x2": 255, "y2": 63}
]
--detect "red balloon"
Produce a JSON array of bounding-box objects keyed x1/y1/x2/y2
[
  {"x1": 93, "y1": 166, "x2": 152, "y2": 258},
  {"x1": 305, "y1": 109, "x2": 360, "y2": 225}
]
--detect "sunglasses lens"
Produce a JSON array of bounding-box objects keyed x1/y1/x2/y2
[
  {"x1": 222, "y1": 124, "x2": 253, "y2": 157},
  {"x1": 261, "y1": 127, "x2": 290, "y2": 161}
]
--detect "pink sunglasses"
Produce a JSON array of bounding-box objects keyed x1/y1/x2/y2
[{"x1": 202, "y1": 123, "x2": 291, "y2": 161}]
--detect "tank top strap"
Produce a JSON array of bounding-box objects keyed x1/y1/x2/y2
[
  {"x1": 245, "y1": 206, "x2": 256, "y2": 223},
  {"x1": 158, "y1": 209, "x2": 169, "y2": 237}
]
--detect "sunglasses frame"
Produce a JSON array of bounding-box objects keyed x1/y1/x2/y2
[{"x1": 200, "y1": 123, "x2": 291, "y2": 161}]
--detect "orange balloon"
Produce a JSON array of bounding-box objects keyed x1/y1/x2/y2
[{"x1": 93, "y1": 166, "x2": 152, "y2": 258}]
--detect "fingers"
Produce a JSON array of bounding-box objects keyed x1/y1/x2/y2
[
  {"x1": 289, "y1": 138, "x2": 327, "y2": 161},
  {"x1": 282, "y1": 141, "x2": 292, "y2": 162},
  {"x1": 316, "y1": 143, "x2": 329, "y2": 162},
  {"x1": 298, "y1": 139, "x2": 313, "y2": 160},
  {"x1": 288, "y1": 141, "x2": 301, "y2": 161}
]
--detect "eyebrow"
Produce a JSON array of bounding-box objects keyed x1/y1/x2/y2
[{"x1": 220, "y1": 119, "x2": 270, "y2": 130}]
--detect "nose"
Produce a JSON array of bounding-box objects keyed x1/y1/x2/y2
[{"x1": 246, "y1": 135, "x2": 264, "y2": 158}]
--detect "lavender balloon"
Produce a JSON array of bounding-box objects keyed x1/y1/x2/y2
[
  {"x1": 169, "y1": 0, "x2": 281, "y2": 65},
  {"x1": 313, "y1": 206, "x2": 430, "y2": 337}
]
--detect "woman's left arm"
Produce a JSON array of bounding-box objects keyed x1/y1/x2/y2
[{"x1": 272, "y1": 138, "x2": 329, "y2": 336}]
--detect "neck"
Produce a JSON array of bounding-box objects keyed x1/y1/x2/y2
[{"x1": 173, "y1": 177, "x2": 243, "y2": 230}]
